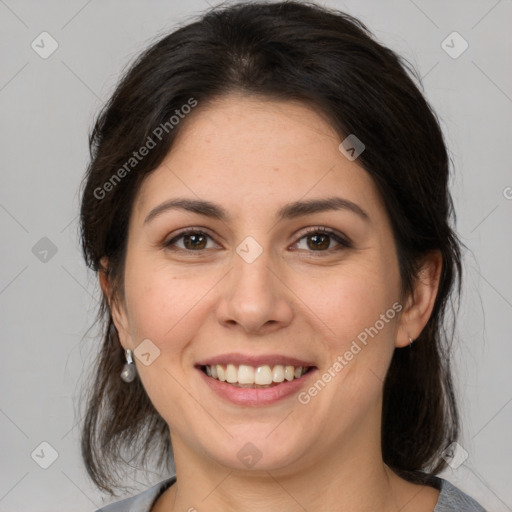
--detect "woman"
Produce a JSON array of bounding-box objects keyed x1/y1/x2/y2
[{"x1": 79, "y1": 1, "x2": 486, "y2": 510}]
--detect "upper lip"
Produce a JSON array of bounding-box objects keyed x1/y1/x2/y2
[{"x1": 196, "y1": 353, "x2": 316, "y2": 368}]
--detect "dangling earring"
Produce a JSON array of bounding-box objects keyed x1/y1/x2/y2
[
  {"x1": 409, "y1": 336, "x2": 414, "y2": 347},
  {"x1": 120, "y1": 349, "x2": 137, "y2": 383}
]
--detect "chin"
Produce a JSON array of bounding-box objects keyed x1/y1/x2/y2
[{"x1": 200, "y1": 431, "x2": 308, "y2": 473}]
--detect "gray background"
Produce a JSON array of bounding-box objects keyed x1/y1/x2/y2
[{"x1": 1, "y1": 0, "x2": 511, "y2": 510}]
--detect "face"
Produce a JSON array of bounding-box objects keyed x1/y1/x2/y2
[{"x1": 110, "y1": 94, "x2": 412, "y2": 475}]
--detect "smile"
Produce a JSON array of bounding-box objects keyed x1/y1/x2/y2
[{"x1": 201, "y1": 364, "x2": 313, "y2": 387}]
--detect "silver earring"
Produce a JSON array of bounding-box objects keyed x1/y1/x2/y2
[
  {"x1": 120, "y1": 349, "x2": 137, "y2": 382},
  {"x1": 409, "y1": 336, "x2": 414, "y2": 346}
]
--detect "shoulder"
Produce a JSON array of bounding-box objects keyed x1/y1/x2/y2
[
  {"x1": 434, "y1": 477, "x2": 487, "y2": 512},
  {"x1": 94, "y1": 477, "x2": 176, "y2": 512}
]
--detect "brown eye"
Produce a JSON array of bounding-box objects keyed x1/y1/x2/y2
[
  {"x1": 306, "y1": 233, "x2": 331, "y2": 250},
  {"x1": 293, "y1": 228, "x2": 351, "y2": 253},
  {"x1": 165, "y1": 230, "x2": 217, "y2": 251},
  {"x1": 182, "y1": 233, "x2": 208, "y2": 250}
]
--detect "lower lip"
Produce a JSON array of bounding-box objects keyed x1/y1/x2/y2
[{"x1": 197, "y1": 367, "x2": 317, "y2": 406}]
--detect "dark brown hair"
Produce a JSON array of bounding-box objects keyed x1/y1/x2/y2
[{"x1": 80, "y1": 0, "x2": 461, "y2": 494}]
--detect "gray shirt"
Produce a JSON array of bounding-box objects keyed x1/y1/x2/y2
[{"x1": 95, "y1": 475, "x2": 486, "y2": 511}]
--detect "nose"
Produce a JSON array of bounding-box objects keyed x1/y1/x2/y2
[{"x1": 215, "y1": 247, "x2": 294, "y2": 335}]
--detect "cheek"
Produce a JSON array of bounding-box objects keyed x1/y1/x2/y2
[
  {"x1": 295, "y1": 263, "x2": 401, "y2": 401},
  {"x1": 299, "y1": 265, "x2": 399, "y2": 340},
  {"x1": 121, "y1": 266, "x2": 207, "y2": 414},
  {"x1": 123, "y1": 257, "x2": 210, "y2": 343}
]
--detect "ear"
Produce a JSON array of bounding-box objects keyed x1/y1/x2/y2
[
  {"x1": 98, "y1": 256, "x2": 132, "y2": 350},
  {"x1": 396, "y1": 251, "x2": 442, "y2": 348}
]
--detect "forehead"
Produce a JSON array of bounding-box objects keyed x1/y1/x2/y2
[{"x1": 134, "y1": 94, "x2": 383, "y2": 223}]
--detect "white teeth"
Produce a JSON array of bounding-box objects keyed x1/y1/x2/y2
[
  {"x1": 225, "y1": 364, "x2": 238, "y2": 383},
  {"x1": 204, "y1": 363, "x2": 310, "y2": 385},
  {"x1": 272, "y1": 365, "x2": 285, "y2": 383},
  {"x1": 238, "y1": 364, "x2": 255, "y2": 384},
  {"x1": 255, "y1": 365, "x2": 273, "y2": 385}
]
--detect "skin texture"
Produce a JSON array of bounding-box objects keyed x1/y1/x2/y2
[{"x1": 101, "y1": 94, "x2": 443, "y2": 511}]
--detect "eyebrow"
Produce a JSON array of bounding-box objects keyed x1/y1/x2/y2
[{"x1": 143, "y1": 196, "x2": 370, "y2": 225}]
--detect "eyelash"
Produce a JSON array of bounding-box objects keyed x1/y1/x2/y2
[{"x1": 163, "y1": 226, "x2": 352, "y2": 255}]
